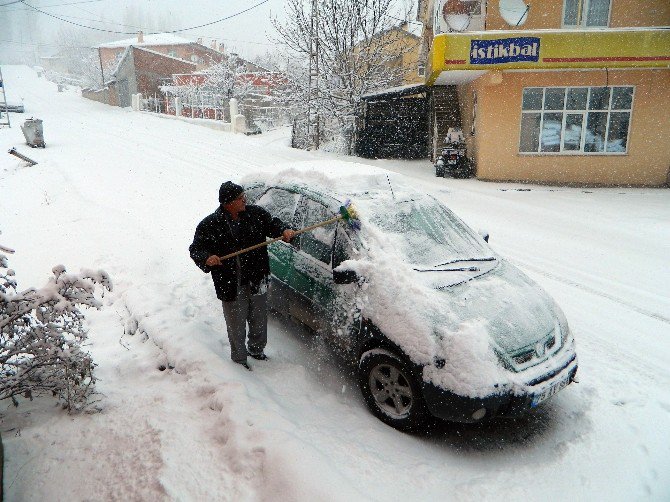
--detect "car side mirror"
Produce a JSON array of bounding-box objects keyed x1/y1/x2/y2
[
  {"x1": 333, "y1": 268, "x2": 359, "y2": 284},
  {"x1": 478, "y1": 229, "x2": 490, "y2": 243}
]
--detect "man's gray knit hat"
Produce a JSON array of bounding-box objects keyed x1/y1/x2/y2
[{"x1": 219, "y1": 181, "x2": 244, "y2": 204}]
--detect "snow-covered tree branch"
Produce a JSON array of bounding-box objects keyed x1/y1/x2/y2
[
  {"x1": 201, "y1": 54, "x2": 254, "y2": 103},
  {"x1": 0, "y1": 243, "x2": 112, "y2": 411}
]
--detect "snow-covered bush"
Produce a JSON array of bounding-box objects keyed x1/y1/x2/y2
[{"x1": 0, "y1": 243, "x2": 112, "y2": 411}]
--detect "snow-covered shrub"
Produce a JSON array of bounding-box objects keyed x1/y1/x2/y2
[{"x1": 0, "y1": 243, "x2": 112, "y2": 411}]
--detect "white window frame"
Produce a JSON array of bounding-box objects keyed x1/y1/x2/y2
[
  {"x1": 518, "y1": 85, "x2": 635, "y2": 156},
  {"x1": 561, "y1": 0, "x2": 612, "y2": 28}
]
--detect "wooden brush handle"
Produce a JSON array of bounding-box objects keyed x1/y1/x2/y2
[{"x1": 217, "y1": 214, "x2": 343, "y2": 261}]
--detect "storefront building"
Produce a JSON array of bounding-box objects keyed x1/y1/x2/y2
[{"x1": 418, "y1": 0, "x2": 670, "y2": 186}]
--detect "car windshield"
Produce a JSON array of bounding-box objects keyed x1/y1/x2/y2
[{"x1": 365, "y1": 197, "x2": 493, "y2": 267}]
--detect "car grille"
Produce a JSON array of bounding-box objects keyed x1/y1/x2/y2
[{"x1": 509, "y1": 329, "x2": 559, "y2": 371}]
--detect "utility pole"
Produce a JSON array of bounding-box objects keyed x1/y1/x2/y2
[
  {"x1": 306, "y1": 0, "x2": 320, "y2": 150},
  {"x1": 0, "y1": 67, "x2": 11, "y2": 128},
  {"x1": 98, "y1": 48, "x2": 105, "y2": 87}
]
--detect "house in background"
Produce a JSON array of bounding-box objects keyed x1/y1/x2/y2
[
  {"x1": 85, "y1": 32, "x2": 225, "y2": 108},
  {"x1": 417, "y1": 0, "x2": 670, "y2": 186},
  {"x1": 369, "y1": 22, "x2": 424, "y2": 86},
  {"x1": 354, "y1": 21, "x2": 431, "y2": 159},
  {"x1": 97, "y1": 32, "x2": 225, "y2": 75},
  {"x1": 83, "y1": 45, "x2": 196, "y2": 107}
]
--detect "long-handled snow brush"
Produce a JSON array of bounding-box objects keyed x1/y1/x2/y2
[{"x1": 216, "y1": 200, "x2": 360, "y2": 262}]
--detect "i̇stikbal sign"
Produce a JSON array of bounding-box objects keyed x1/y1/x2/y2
[{"x1": 470, "y1": 37, "x2": 540, "y2": 64}]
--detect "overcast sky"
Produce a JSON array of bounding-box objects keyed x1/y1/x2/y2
[
  {"x1": 0, "y1": 0, "x2": 289, "y2": 62},
  {"x1": 0, "y1": 0, "x2": 417, "y2": 66}
]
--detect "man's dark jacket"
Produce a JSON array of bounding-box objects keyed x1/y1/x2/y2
[{"x1": 189, "y1": 205, "x2": 288, "y2": 301}]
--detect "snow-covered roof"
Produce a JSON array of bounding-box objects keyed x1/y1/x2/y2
[
  {"x1": 243, "y1": 160, "x2": 403, "y2": 201},
  {"x1": 132, "y1": 46, "x2": 198, "y2": 66},
  {"x1": 361, "y1": 83, "x2": 427, "y2": 101},
  {"x1": 97, "y1": 33, "x2": 195, "y2": 49}
]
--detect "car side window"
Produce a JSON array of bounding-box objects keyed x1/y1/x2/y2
[
  {"x1": 244, "y1": 185, "x2": 265, "y2": 204},
  {"x1": 333, "y1": 224, "x2": 355, "y2": 268},
  {"x1": 298, "y1": 198, "x2": 336, "y2": 264},
  {"x1": 256, "y1": 188, "x2": 300, "y2": 228}
]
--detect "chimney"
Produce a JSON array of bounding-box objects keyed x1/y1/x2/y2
[
  {"x1": 211, "y1": 39, "x2": 217, "y2": 50},
  {"x1": 218, "y1": 43, "x2": 225, "y2": 53},
  {"x1": 197, "y1": 38, "x2": 203, "y2": 45},
  {"x1": 138, "y1": 31, "x2": 144, "y2": 43}
]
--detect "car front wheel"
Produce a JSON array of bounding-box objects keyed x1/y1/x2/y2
[{"x1": 358, "y1": 349, "x2": 428, "y2": 431}]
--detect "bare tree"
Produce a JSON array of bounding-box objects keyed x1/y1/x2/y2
[
  {"x1": 0, "y1": 241, "x2": 111, "y2": 411},
  {"x1": 50, "y1": 28, "x2": 104, "y2": 89},
  {"x1": 273, "y1": 0, "x2": 418, "y2": 151}
]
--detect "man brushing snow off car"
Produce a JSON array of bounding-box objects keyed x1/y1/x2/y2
[{"x1": 189, "y1": 181, "x2": 296, "y2": 370}]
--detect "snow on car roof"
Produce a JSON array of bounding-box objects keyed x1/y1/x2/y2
[{"x1": 242, "y1": 160, "x2": 422, "y2": 202}]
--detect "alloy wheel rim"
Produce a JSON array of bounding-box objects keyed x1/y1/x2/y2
[{"x1": 369, "y1": 363, "x2": 413, "y2": 418}]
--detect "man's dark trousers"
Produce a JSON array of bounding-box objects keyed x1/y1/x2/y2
[{"x1": 222, "y1": 284, "x2": 267, "y2": 363}]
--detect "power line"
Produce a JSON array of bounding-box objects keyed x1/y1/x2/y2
[
  {"x1": 0, "y1": 38, "x2": 94, "y2": 49},
  {"x1": 49, "y1": 12, "x2": 142, "y2": 29},
  {"x1": 0, "y1": 0, "x2": 24, "y2": 7},
  {"x1": 19, "y1": 0, "x2": 274, "y2": 35},
  {"x1": 1, "y1": 0, "x2": 104, "y2": 10},
  {"x1": 383, "y1": 12, "x2": 423, "y2": 26}
]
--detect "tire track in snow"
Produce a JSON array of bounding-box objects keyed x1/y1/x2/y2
[{"x1": 507, "y1": 254, "x2": 670, "y2": 325}]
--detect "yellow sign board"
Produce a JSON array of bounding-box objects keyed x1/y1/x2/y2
[{"x1": 428, "y1": 28, "x2": 670, "y2": 85}]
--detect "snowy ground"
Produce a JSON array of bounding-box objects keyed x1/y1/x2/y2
[{"x1": 1, "y1": 65, "x2": 669, "y2": 501}]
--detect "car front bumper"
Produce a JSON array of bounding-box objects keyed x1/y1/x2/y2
[{"x1": 421, "y1": 353, "x2": 578, "y2": 423}]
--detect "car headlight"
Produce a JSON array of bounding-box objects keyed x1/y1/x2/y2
[{"x1": 553, "y1": 304, "x2": 571, "y2": 347}]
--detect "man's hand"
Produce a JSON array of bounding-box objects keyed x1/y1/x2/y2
[
  {"x1": 282, "y1": 229, "x2": 297, "y2": 242},
  {"x1": 205, "y1": 255, "x2": 222, "y2": 267}
]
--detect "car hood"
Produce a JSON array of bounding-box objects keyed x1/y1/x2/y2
[{"x1": 421, "y1": 259, "x2": 557, "y2": 354}]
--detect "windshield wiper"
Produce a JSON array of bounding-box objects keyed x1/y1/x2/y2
[
  {"x1": 415, "y1": 266, "x2": 480, "y2": 272},
  {"x1": 433, "y1": 257, "x2": 496, "y2": 267}
]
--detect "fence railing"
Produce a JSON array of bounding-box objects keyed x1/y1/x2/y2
[{"x1": 137, "y1": 90, "x2": 290, "y2": 131}]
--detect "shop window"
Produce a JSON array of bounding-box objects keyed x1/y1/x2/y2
[
  {"x1": 563, "y1": 0, "x2": 611, "y2": 27},
  {"x1": 519, "y1": 86, "x2": 633, "y2": 154}
]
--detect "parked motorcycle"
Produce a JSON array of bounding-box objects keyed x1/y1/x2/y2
[{"x1": 434, "y1": 127, "x2": 473, "y2": 179}]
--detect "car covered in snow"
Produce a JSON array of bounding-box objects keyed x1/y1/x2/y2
[{"x1": 243, "y1": 162, "x2": 578, "y2": 431}]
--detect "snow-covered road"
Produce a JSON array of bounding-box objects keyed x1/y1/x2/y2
[{"x1": 1, "y1": 66, "x2": 669, "y2": 501}]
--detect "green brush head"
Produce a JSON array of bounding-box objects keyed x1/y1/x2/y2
[{"x1": 339, "y1": 201, "x2": 361, "y2": 230}]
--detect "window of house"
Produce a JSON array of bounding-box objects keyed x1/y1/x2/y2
[
  {"x1": 519, "y1": 86, "x2": 634, "y2": 154},
  {"x1": 418, "y1": 64, "x2": 426, "y2": 77},
  {"x1": 563, "y1": 0, "x2": 611, "y2": 27},
  {"x1": 168, "y1": 50, "x2": 177, "y2": 57}
]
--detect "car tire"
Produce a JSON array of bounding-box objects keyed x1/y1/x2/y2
[
  {"x1": 358, "y1": 349, "x2": 428, "y2": 431},
  {"x1": 435, "y1": 164, "x2": 445, "y2": 177}
]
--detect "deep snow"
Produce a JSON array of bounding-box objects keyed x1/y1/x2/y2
[{"x1": 1, "y1": 65, "x2": 669, "y2": 501}]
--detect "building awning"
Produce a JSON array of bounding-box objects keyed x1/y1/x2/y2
[
  {"x1": 427, "y1": 27, "x2": 670, "y2": 85},
  {"x1": 361, "y1": 83, "x2": 428, "y2": 101}
]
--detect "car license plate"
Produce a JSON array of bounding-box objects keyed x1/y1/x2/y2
[
  {"x1": 531, "y1": 374, "x2": 571, "y2": 407},
  {"x1": 447, "y1": 160, "x2": 457, "y2": 164}
]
